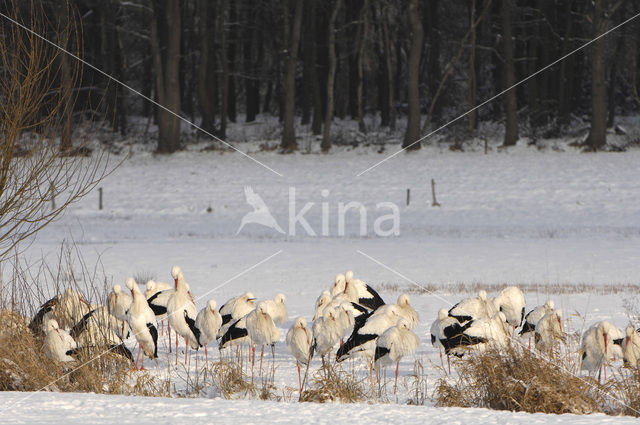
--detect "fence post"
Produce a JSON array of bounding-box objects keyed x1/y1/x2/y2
[{"x1": 431, "y1": 179, "x2": 441, "y2": 207}]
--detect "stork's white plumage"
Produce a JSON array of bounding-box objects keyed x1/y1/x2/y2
[
  {"x1": 377, "y1": 294, "x2": 418, "y2": 329},
  {"x1": 519, "y1": 300, "x2": 554, "y2": 348},
  {"x1": 108, "y1": 284, "x2": 131, "y2": 322},
  {"x1": 430, "y1": 308, "x2": 472, "y2": 371},
  {"x1": 71, "y1": 305, "x2": 128, "y2": 346},
  {"x1": 492, "y1": 286, "x2": 526, "y2": 330},
  {"x1": 448, "y1": 290, "x2": 497, "y2": 324},
  {"x1": 108, "y1": 284, "x2": 131, "y2": 338},
  {"x1": 581, "y1": 321, "x2": 619, "y2": 382},
  {"x1": 330, "y1": 274, "x2": 347, "y2": 297},
  {"x1": 217, "y1": 292, "x2": 256, "y2": 338},
  {"x1": 195, "y1": 299, "x2": 222, "y2": 362},
  {"x1": 218, "y1": 316, "x2": 251, "y2": 349},
  {"x1": 534, "y1": 309, "x2": 564, "y2": 352},
  {"x1": 312, "y1": 307, "x2": 343, "y2": 362},
  {"x1": 167, "y1": 266, "x2": 201, "y2": 365},
  {"x1": 623, "y1": 326, "x2": 640, "y2": 368},
  {"x1": 144, "y1": 280, "x2": 172, "y2": 299},
  {"x1": 246, "y1": 302, "x2": 281, "y2": 374},
  {"x1": 286, "y1": 317, "x2": 314, "y2": 392},
  {"x1": 448, "y1": 312, "x2": 510, "y2": 356},
  {"x1": 374, "y1": 319, "x2": 420, "y2": 393},
  {"x1": 344, "y1": 272, "x2": 385, "y2": 311},
  {"x1": 262, "y1": 293, "x2": 287, "y2": 325},
  {"x1": 312, "y1": 290, "x2": 332, "y2": 321},
  {"x1": 125, "y1": 278, "x2": 158, "y2": 370},
  {"x1": 337, "y1": 305, "x2": 400, "y2": 362},
  {"x1": 56, "y1": 288, "x2": 90, "y2": 329},
  {"x1": 44, "y1": 319, "x2": 77, "y2": 363}
]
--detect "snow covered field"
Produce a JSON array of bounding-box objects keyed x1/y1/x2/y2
[{"x1": 2, "y1": 139, "x2": 640, "y2": 423}]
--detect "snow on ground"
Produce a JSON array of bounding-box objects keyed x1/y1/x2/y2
[
  {"x1": 1, "y1": 391, "x2": 638, "y2": 425},
  {"x1": 2, "y1": 137, "x2": 640, "y2": 422}
]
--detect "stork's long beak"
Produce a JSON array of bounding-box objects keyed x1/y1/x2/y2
[
  {"x1": 130, "y1": 289, "x2": 135, "y2": 297},
  {"x1": 626, "y1": 336, "x2": 630, "y2": 350},
  {"x1": 557, "y1": 317, "x2": 562, "y2": 332},
  {"x1": 174, "y1": 278, "x2": 178, "y2": 289},
  {"x1": 603, "y1": 332, "x2": 608, "y2": 352},
  {"x1": 303, "y1": 327, "x2": 310, "y2": 344},
  {"x1": 343, "y1": 282, "x2": 349, "y2": 294}
]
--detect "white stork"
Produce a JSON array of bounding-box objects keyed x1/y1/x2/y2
[
  {"x1": 286, "y1": 317, "x2": 314, "y2": 392},
  {"x1": 374, "y1": 319, "x2": 420, "y2": 393},
  {"x1": 246, "y1": 302, "x2": 281, "y2": 375},
  {"x1": 195, "y1": 299, "x2": 222, "y2": 363},
  {"x1": 125, "y1": 278, "x2": 158, "y2": 370},
  {"x1": 167, "y1": 266, "x2": 201, "y2": 365}
]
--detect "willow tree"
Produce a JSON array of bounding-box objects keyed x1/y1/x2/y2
[{"x1": 0, "y1": 1, "x2": 110, "y2": 259}]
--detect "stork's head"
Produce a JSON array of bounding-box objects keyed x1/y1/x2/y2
[
  {"x1": 478, "y1": 290, "x2": 488, "y2": 301},
  {"x1": 398, "y1": 294, "x2": 410, "y2": 306},
  {"x1": 257, "y1": 302, "x2": 268, "y2": 317},
  {"x1": 207, "y1": 299, "x2": 217, "y2": 312},
  {"x1": 438, "y1": 308, "x2": 448, "y2": 321},
  {"x1": 625, "y1": 326, "x2": 635, "y2": 350},
  {"x1": 274, "y1": 293, "x2": 286, "y2": 304},
  {"x1": 397, "y1": 319, "x2": 410, "y2": 330},
  {"x1": 113, "y1": 284, "x2": 122, "y2": 294},
  {"x1": 294, "y1": 316, "x2": 307, "y2": 329},
  {"x1": 245, "y1": 292, "x2": 256, "y2": 305},
  {"x1": 545, "y1": 299, "x2": 555, "y2": 310},
  {"x1": 556, "y1": 310, "x2": 563, "y2": 331},
  {"x1": 345, "y1": 270, "x2": 354, "y2": 283},
  {"x1": 45, "y1": 318, "x2": 59, "y2": 333},
  {"x1": 125, "y1": 277, "x2": 137, "y2": 297},
  {"x1": 171, "y1": 265, "x2": 182, "y2": 287}
]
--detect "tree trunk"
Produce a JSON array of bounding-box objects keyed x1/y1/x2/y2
[
  {"x1": 152, "y1": 0, "x2": 182, "y2": 154},
  {"x1": 402, "y1": 0, "x2": 423, "y2": 150},
  {"x1": 218, "y1": 0, "x2": 229, "y2": 138},
  {"x1": 226, "y1": 1, "x2": 237, "y2": 123},
  {"x1": 382, "y1": 6, "x2": 395, "y2": 131},
  {"x1": 310, "y1": 0, "x2": 324, "y2": 135},
  {"x1": 501, "y1": 0, "x2": 518, "y2": 147},
  {"x1": 357, "y1": 0, "x2": 369, "y2": 133},
  {"x1": 586, "y1": 0, "x2": 608, "y2": 151},
  {"x1": 280, "y1": 0, "x2": 304, "y2": 152},
  {"x1": 322, "y1": 0, "x2": 343, "y2": 152},
  {"x1": 244, "y1": 2, "x2": 259, "y2": 123},
  {"x1": 197, "y1": 0, "x2": 217, "y2": 133},
  {"x1": 468, "y1": 0, "x2": 477, "y2": 132}
]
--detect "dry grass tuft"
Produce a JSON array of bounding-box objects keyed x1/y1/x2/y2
[
  {"x1": 209, "y1": 359, "x2": 256, "y2": 399},
  {"x1": 300, "y1": 362, "x2": 366, "y2": 403},
  {"x1": 435, "y1": 345, "x2": 604, "y2": 414}
]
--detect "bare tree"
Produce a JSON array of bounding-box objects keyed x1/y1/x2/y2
[
  {"x1": 402, "y1": 0, "x2": 423, "y2": 151},
  {"x1": 280, "y1": 0, "x2": 304, "y2": 152},
  {"x1": 197, "y1": 0, "x2": 217, "y2": 134},
  {"x1": 357, "y1": 0, "x2": 370, "y2": 133},
  {"x1": 586, "y1": 0, "x2": 622, "y2": 150},
  {"x1": 501, "y1": 0, "x2": 518, "y2": 147},
  {"x1": 0, "y1": 1, "x2": 110, "y2": 259},
  {"x1": 150, "y1": 0, "x2": 182, "y2": 153},
  {"x1": 321, "y1": 0, "x2": 343, "y2": 152}
]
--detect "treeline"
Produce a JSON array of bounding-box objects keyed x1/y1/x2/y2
[{"x1": 7, "y1": 0, "x2": 640, "y2": 153}]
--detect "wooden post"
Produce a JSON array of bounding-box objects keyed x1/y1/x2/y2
[
  {"x1": 50, "y1": 183, "x2": 56, "y2": 210},
  {"x1": 431, "y1": 179, "x2": 441, "y2": 207},
  {"x1": 98, "y1": 187, "x2": 103, "y2": 210},
  {"x1": 406, "y1": 188, "x2": 410, "y2": 206}
]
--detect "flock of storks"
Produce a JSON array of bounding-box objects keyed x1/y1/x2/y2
[{"x1": 29, "y1": 267, "x2": 640, "y2": 394}]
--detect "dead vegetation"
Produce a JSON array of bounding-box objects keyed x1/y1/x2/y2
[
  {"x1": 0, "y1": 243, "x2": 166, "y2": 397},
  {"x1": 300, "y1": 362, "x2": 366, "y2": 403},
  {"x1": 435, "y1": 345, "x2": 640, "y2": 417},
  {"x1": 379, "y1": 281, "x2": 640, "y2": 296}
]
